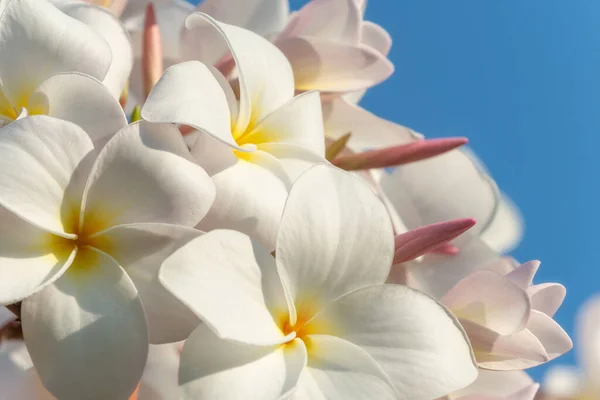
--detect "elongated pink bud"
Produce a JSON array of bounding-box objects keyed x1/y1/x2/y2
[
  {"x1": 393, "y1": 218, "x2": 476, "y2": 264},
  {"x1": 142, "y1": 3, "x2": 163, "y2": 99},
  {"x1": 332, "y1": 137, "x2": 468, "y2": 171}
]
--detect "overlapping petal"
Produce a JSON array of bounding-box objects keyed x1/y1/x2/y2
[
  {"x1": 307, "y1": 284, "x2": 478, "y2": 399},
  {"x1": 0, "y1": 0, "x2": 112, "y2": 107},
  {"x1": 179, "y1": 324, "x2": 306, "y2": 400},
  {"x1": 276, "y1": 164, "x2": 394, "y2": 311},
  {"x1": 21, "y1": 247, "x2": 148, "y2": 400},
  {"x1": 81, "y1": 121, "x2": 215, "y2": 231}
]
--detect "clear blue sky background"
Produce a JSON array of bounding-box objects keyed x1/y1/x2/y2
[{"x1": 190, "y1": 0, "x2": 599, "y2": 381}]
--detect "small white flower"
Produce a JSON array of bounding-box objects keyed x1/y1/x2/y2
[{"x1": 160, "y1": 164, "x2": 478, "y2": 400}]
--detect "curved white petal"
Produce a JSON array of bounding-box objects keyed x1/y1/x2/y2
[
  {"x1": 91, "y1": 223, "x2": 203, "y2": 344},
  {"x1": 278, "y1": 0, "x2": 361, "y2": 44},
  {"x1": 322, "y1": 97, "x2": 420, "y2": 152},
  {"x1": 142, "y1": 61, "x2": 238, "y2": 149},
  {"x1": 0, "y1": 0, "x2": 112, "y2": 106},
  {"x1": 196, "y1": 150, "x2": 291, "y2": 249},
  {"x1": 480, "y1": 194, "x2": 524, "y2": 254},
  {"x1": 57, "y1": 2, "x2": 133, "y2": 99},
  {"x1": 0, "y1": 340, "x2": 54, "y2": 400},
  {"x1": 302, "y1": 334, "x2": 397, "y2": 399},
  {"x1": 185, "y1": 13, "x2": 294, "y2": 132},
  {"x1": 81, "y1": 121, "x2": 215, "y2": 231},
  {"x1": 138, "y1": 343, "x2": 181, "y2": 400},
  {"x1": 505, "y1": 260, "x2": 540, "y2": 290},
  {"x1": 277, "y1": 37, "x2": 394, "y2": 93},
  {"x1": 307, "y1": 284, "x2": 478, "y2": 399},
  {"x1": 276, "y1": 164, "x2": 394, "y2": 311},
  {"x1": 0, "y1": 207, "x2": 77, "y2": 305},
  {"x1": 258, "y1": 143, "x2": 326, "y2": 182},
  {"x1": 404, "y1": 235, "x2": 501, "y2": 298},
  {"x1": 453, "y1": 370, "x2": 535, "y2": 398},
  {"x1": 179, "y1": 324, "x2": 306, "y2": 400},
  {"x1": 197, "y1": 0, "x2": 289, "y2": 37},
  {"x1": 243, "y1": 91, "x2": 325, "y2": 155},
  {"x1": 160, "y1": 230, "x2": 290, "y2": 346},
  {"x1": 466, "y1": 320, "x2": 549, "y2": 370},
  {"x1": 21, "y1": 247, "x2": 148, "y2": 400},
  {"x1": 0, "y1": 116, "x2": 93, "y2": 235},
  {"x1": 29, "y1": 73, "x2": 127, "y2": 143},
  {"x1": 527, "y1": 310, "x2": 572, "y2": 362},
  {"x1": 442, "y1": 271, "x2": 531, "y2": 335},
  {"x1": 380, "y1": 149, "x2": 499, "y2": 236},
  {"x1": 361, "y1": 21, "x2": 392, "y2": 56},
  {"x1": 528, "y1": 283, "x2": 566, "y2": 317}
]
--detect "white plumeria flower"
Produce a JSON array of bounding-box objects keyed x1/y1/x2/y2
[
  {"x1": 50, "y1": 0, "x2": 134, "y2": 100},
  {"x1": 380, "y1": 148, "x2": 524, "y2": 253},
  {"x1": 0, "y1": 0, "x2": 127, "y2": 142},
  {"x1": 395, "y1": 235, "x2": 572, "y2": 370},
  {"x1": 0, "y1": 115, "x2": 215, "y2": 399},
  {"x1": 160, "y1": 164, "x2": 478, "y2": 400},
  {"x1": 444, "y1": 370, "x2": 539, "y2": 400},
  {"x1": 543, "y1": 295, "x2": 600, "y2": 400},
  {"x1": 142, "y1": 13, "x2": 325, "y2": 248}
]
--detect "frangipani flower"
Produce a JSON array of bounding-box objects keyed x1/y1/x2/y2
[
  {"x1": 0, "y1": 0, "x2": 127, "y2": 142},
  {"x1": 143, "y1": 13, "x2": 325, "y2": 248},
  {"x1": 396, "y1": 235, "x2": 572, "y2": 370},
  {"x1": 0, "y1": 115, "x2": 215, "y2": 399},
  {"x1": 160, "y1": 164, "x2": 478, "y2": 399},
  {"x1": 444, "y1": 370, "x2": 539, "y2": 400},
  {"x1": 543, "y1": 295, "x2": 600, "y2": 400}
]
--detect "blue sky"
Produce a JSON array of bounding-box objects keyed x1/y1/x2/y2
[{"x1": 190, "y1": 0, "x2": 598, "y2": 380}]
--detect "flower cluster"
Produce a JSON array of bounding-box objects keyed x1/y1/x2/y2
[{"x1": 0, "y1": 0, "x2": 571, "y2": 399}]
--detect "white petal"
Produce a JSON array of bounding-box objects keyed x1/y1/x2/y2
[
  {"x1": 0, "y1": 206, "x2": 77, "y2": 304},
  {"x1": 29, "y1": 73, "x2": 127, "y2": 143},
  {"x1": 480, "y1": 194, "x2": 524, "y2": 254},
  {"x1": 361, "y1": 21, "x2": 392, "y2": 56},
  {"x1": 0, "y1": 0, "x2": 111, "y2": 106},
  {"x1": 322, "y1": 97, "x2": 420, "y2": 152},
  {"x1": 528, "y1": 283, "x2": 566, "y2": 317},
  {"x1": 57, "y1": 2, "x2": 133, "y2": 99},
  {"x1": 453, "y1": 370, "x2": 535, "y2": 398},
  {"x1": 307, "y1": 284, "x2": 478, "y2": 399},
  {"x1": 278, "y1": 0, "x2": 361, "y2": 44},
  {"x1": 138, "y1": 343, "x2": 181, "y2": 400},
  {"x1": 277, "y1": 37, "x2": 394, "y2": 93},
  {"x1": 527, "y1": 310, "x2": 572, "y2": 361},
  {"x1": 142, "y1": 61, "x2": 238, "y2": 149},
  {"x1": 442, "y1": 271, "x2": 531, "y2": 335},
  {"x1": 243, "y1": 91, "x2": 325, "y2": 155},
  {"x1": 197, "y1": 0, "x2": 289, "y2": 37},
  {"x1": 91, "y1": 223, "x2": 203, "y2": 344},
  {"x1": 196, "y1": 150, "x2": 291, "y2": 249},
  {"x1": 81, "y1": 121, "x2": 215, "y2": 230},
  {"x1": 577, "y1": 295, "x2": 600, "y2": 379},
  {"x1": 179, "y1": 324, "x2": 306, "y2": 400},
  {"x1": 302, "y1": 334, "x2": 397, "y2": 399},
  {"x1": 380, "y1": 149, "x2": 499, "y2": 236},
  {"x1": 505, "y1": 260, "x2": 540, "y2": 290},
  {"x1": 0, "y1": 340, "x2": 54, "y2": 400},
  {"x1": 185, "y1": 13, "x2": 294, "y2": 132},
  {"x1": 21, "y1": 247, "x2": 148, "y2": 400},
  {"x1": 0, "y1": 116, "x2": 93, "y2": 235},
  {"x1": 404, "y1": 234, "x2": 501, "y2": 298},
  {"x1": 160, "y1": 230, "x2": 290, "y2": 346},
  {"x1": 276, "y1": 164, "x2": 394, "y2": 311},
  {"x1": 259, "y1": 143, "x2": 326, "y2": 183}
]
